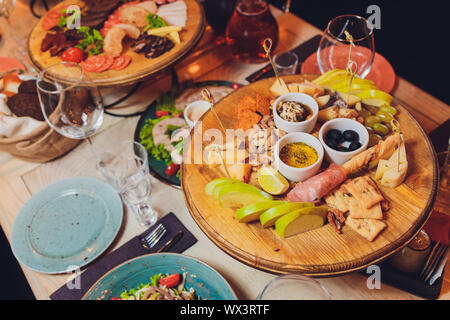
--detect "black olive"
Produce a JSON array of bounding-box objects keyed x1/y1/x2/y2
[
  {"x1": 326, "y1": 138, "x2": 338, "y2": 149},
  {"x1": 326, "y1": 129, "x2": 342, "y2": 141},
  {"x1": 348, "y1": 141, "x2": 362, "y2": 151},
  {"x1": 338, "y1": 146, "x2": 349, "y2": 152},
  {"x1": 343, "y1": 130, "x2": 359, "y2": 142}
]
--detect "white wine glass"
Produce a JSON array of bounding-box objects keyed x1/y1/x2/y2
[
  {"x1": 36, "y1": 62, "x2": 104, "y2": 142},
  {"x1": 317, "y1": 15, "x2": 375, "y2": 78}
]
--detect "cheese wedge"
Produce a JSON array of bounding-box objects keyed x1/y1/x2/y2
[
  {"x1": 338, "y1": 92, "x2": 361, "y2": 106},
  {"x1": 270, "y1": 78, "x2": 290, "y2": 96},
  {"x1": 147, "y1": 26, "x2": 182, "y2": 36},
  {"x1": 167, "y1": 31, "x2": 180, "y2": 44},
  {"x1": 375, "y1": 142, "x2": 408, "y2": 188}
]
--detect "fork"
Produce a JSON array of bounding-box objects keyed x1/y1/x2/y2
[
  {"x1": 420, "y1": 242, "x2": 449, "y2": 283},
  {"x1": 141, "y1": 224, "x2": 167, "y2": 249}
]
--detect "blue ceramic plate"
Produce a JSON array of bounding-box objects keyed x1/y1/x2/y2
[
  {"x1": 11, "y1": 177, "x2": 123, "y2": 274},
  {"x1": 82, "y1": 253, "x2": 237, "y2": 300}
]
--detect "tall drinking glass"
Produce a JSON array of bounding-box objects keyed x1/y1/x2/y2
[
  {"x1": 36, "y1": 62, "x2": 104, "y2": 141},
  {"x1": 317, "y1": 15, "x2": 375, "y2": 78},
  {"x1": 96, "y1": 141, "x2": 158, "y2": 227}
]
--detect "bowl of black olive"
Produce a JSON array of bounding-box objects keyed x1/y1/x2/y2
[{"x1": 318, "y1": 118, "x2": 369, "y2": 165}]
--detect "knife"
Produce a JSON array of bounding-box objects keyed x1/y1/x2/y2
[{"x1": 156, "y1": 230, "x2": 184, "y2": 253}]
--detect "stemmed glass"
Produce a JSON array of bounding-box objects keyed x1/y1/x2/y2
[
  {"x1": 36, "y1": 62, "x2": 104, "y2": 144},
  {"x1": 317, "y1": 15, "x2": 375, "y2": 78}
]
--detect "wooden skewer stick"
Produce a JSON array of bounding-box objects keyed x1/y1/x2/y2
[
  {"x1": 262, "y1": 38, "x2": 289, "y2": 91},
  {"x1": 212, "y1": 145, "x2": 233, "y2": 181},
  {"x1": 344, "y1": 30, "x2": 358, "y2": 96},
  {"x1": 202, "y1": 88, "x2": 227, "y2": 134},
  {"x1": 391, "y1": 118, "x2": 404, "y2": 171}
]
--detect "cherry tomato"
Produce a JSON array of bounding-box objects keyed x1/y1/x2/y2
[
  {"x1": 230, "y1": 82, "x2": 241, "y2": 89},
  {"x1": 159, "y1": 273, "x2": 180, "y2": 288},
  {"x1": 165, "y1": 164, "x2": 180, "y2": 176},
  {"x1": 156, "y1": 110, "x2": 170, "y2": 118},
  {"x1": 61, "y1": 47, "x2": 85, "y2": 63}
]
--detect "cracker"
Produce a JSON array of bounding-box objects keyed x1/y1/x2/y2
[
  {"x1": 343, "y1": 176, "x2": 384, "y2": 209},
  {"x1": 346, "y1": 217, "x2": 386, "y2": 242},
  {"x1": 348, "y1": 202, "x2": 383, "y2": 220}
]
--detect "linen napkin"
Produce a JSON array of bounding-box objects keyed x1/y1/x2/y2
[
  {"x1": 245, "y1": 35, "x2": 322, "y2": 83},
  {"x1": 0, "y1": 93, "x2": 43, "y2": 138},
  {"x1": 50, "y1": 212, "x2": 197, "y2": 300}
]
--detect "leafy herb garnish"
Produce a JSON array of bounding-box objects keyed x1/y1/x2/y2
[
  {"x1": 76, "y1": 26, "x2": 104, "y2": 55},
  {"x1": 144, "y1": 13, "x2": 167, "y2": 31}
]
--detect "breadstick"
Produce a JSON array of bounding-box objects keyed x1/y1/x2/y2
[{"x1": 342, "y1": 133, "x2": 401, "y2": 175}]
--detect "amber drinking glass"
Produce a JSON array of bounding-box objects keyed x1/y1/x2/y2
[{"x1": 225, "y1": 0, "x2": 278, "y2": 63}]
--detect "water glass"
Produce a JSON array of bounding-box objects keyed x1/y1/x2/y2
[
  {"x1": 256, "y1": 274, "x2": 331, "y2": 300},
  {"x1": 273, "y1": 51, "x2": 299, "y2": 75},
  {"x1": 96, "y1": 141, "x2": 158, "y2": 226}
]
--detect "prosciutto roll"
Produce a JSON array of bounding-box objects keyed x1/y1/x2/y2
[{"x1": 287, "y1": 163, "x2": 347, "y2": 203}]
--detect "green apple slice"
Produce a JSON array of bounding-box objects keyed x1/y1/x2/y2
[
  {"x1": 205, "y1": 178, "x2": 234, "y2": 197},
  {"x1": 218, "y1": 184, "x2": 272, "y2": 208},
  {"x1": 259, "y1": 202, "x2": 313, "y2": 228},
  {"x1": 275, "y1": 206, "x2": 328, "y2": 238},
  {"x1": 236, "y1": 201, "x2": 287, "y2": 223},
  {"x1": 211, "y1": 180, "x2": 240, "y2": 199}
]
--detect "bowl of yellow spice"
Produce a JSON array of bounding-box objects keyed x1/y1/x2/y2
[{"x1": 274, "y1": 132, "x2": 324, "y2": 182}]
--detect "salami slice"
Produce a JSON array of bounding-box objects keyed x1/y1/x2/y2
[
  {"x1": 109, "y1": 54, "x2": 131, "y2": 71},
  {"x1": 287, "y1": 163, "x2": 347, "y2": 203},
  {"x1": 80, "y1": 55, "x2": 112, "y2": 73}
]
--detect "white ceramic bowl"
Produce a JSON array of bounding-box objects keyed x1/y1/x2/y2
[
  {"x1": 184, "y1": 100, "x2": 211, "y2": 128},
  {"x1": 273, "y1": 93, "x2": 319, "y2": 133},
  {"x1": 318, "y1": 118, "x2": 369, "y2": 165},
  {"x1": 274, "y1": 132, "x2": 324, "y2": 182}
]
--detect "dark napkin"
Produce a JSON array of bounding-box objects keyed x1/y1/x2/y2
[
  {"x1": 245, "y1": 35, "x2": 322, "y2": 83},
  {"x1": 50, "y1": 212, "x2": 197, "y2": 300}
]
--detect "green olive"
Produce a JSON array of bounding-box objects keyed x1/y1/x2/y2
[
  {"x1": 379, "y1": 105, "x2": 397, "y2": 116},
  {"x1": 376, "y1": 110, "x2": 394, "y2": 123},
  {"x1": 365, "y1": 115, "x2": 381, "y2": 128},
  {"x1": 373, "y1": 123, "x2": 390, "y2": 136}
]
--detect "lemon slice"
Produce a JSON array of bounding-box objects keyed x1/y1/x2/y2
[{"x1": 257, "y1": 165, "x2": 289, "y2": 195}]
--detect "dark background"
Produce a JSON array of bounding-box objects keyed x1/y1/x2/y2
[
  {"x1": 271, "y1": 0, "x2": 450, "y2": 105},
  {"x1": 1, "y1": 0, "x2": 449, "y2": 301}
]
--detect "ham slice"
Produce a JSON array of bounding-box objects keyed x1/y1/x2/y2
[{"x1": 287, "y1": 163, "x2": 347, "y2": 203}]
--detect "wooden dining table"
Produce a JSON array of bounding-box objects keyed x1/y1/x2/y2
[{"x1": 0, "y1": 1, "x2": 449, "y2": 300}]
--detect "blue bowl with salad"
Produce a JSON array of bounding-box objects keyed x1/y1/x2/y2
[
  {"x1": 82, "y1": 253, "x2": 237, "y2": 300},
  {"x1": 134, "y1": 80, "x2": 239, "y2": 188}
]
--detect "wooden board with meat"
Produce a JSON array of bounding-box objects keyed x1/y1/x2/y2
[
  {"x1": 27, "y1": 0, "x2": 205, "y2": 86},
  {"x1": 181, "y1": 73, "x2": 438, "y2": 276}
]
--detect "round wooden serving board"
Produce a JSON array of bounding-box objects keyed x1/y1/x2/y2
[
  {"x1": 27, "y1": 0, "x2": 206, "y2": 86},
  {"x1": 181, "y1": 75, "x2": 438, "y2": 277}
]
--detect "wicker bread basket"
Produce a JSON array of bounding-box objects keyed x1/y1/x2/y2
[{"x1": 0, "y1": 121, "x2": 81, "y2": 163}]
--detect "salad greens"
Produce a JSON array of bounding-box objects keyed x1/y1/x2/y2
[
  {"x1": 144, "y1": 13, "x2": 168, "y2": 31},
  {"x1": 140, "y1": 116, "x2": 174, "y2": 166},
  {"x1": 76, "y1": 26, "x2": 104, "y2": 56}
]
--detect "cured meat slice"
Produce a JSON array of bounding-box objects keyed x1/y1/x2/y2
[
  {"x1": 81, "y1": 55, "x2": 114, "y2": 73},
  {"x1": 110, "y1": 54, "x2": 131, "y2": 70},
  {"x1": 287, "y1": 163, "x2": 347, "y2": 203}
]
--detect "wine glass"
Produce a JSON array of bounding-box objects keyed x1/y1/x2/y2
[
  {"x1": 36, "y1": 62, "x2": 104, "y2": 142},
  {"x1": 256, "y1": 274, "x2": 332, "y2": 300},
  {"x1": 317, "y1": 15, "x2": 375, "y2": 78}
]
